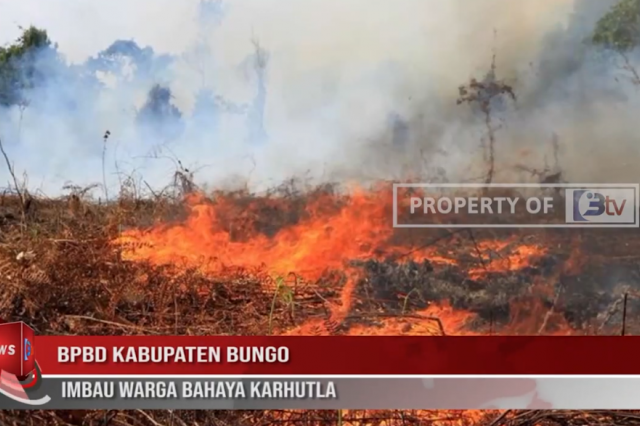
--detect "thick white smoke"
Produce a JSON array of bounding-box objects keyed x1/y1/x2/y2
[{"x1": 0, "y1": 0, "x2": 637, "y2": 197}]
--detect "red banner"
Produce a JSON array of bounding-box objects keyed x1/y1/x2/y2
[{"x1": 30, "y1": 336, "x2": 640, "y2": 375}]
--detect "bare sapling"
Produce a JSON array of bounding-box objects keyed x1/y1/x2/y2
[{"x1": 457, "y1": 49, "x2": 516, "y2": 186}]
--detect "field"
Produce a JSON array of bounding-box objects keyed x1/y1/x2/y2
[
  {"x1": 1, "y1": 181, "x2": 640, "y2": 425},
  {"x1": 2, "y1": 0, "x2": 640, "y2": 423}
]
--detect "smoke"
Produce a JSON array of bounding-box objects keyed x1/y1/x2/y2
[{"x1": 0, "y1": 0, "x2": 637, "y2": 196}]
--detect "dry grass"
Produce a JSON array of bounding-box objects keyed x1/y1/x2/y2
[{"x1": 0, "y1": 183, "x2": 639, "y2": 425}]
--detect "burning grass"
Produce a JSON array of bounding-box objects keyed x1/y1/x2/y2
[{"x1": 1, "y1": 182, "x2": 640, "y2": 425}]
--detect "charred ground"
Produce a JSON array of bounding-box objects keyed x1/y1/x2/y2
[{"x1": 0, "y1": 184, "x2": 640, "y2": 425}]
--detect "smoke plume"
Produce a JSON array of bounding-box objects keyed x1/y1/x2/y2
[{"x1": 0, "y1": 0, "x2": 637, "y2": 196}]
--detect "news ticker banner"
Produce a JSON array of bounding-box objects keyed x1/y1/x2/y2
[
  {"x1": 392, "y1": 183, "x2": 639, "y2": 228},
  {"x1": 5, "y1": 322, "x2": 640, "y2": 409}
]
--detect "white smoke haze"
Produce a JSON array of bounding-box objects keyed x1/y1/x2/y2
[{"x1": 0, "y1": 0, "x2": 637, "y2": 196}]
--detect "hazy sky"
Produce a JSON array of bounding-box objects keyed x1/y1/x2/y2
[
  {"x1": 0, "y1": 0, "x2": 573, "y2": 77},
  {"x1": 1, "y1": 0, "x2": 636, "y2": 193}
]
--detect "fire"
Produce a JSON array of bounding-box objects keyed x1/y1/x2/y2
[
  {"x1": 111, "y1": 186, "x2": 588, "y2": 425},
  {"x1": 346, "y1": 302, "x2": 478, "y2": 336},
  {"x1": 114, "y1": 186, "x2": 581, "y2": 337},
  {"x1": 468, "y1": 240, "x2": 547, "y2": 279},
  {"x1": 117, "y1": 190, "x2": 395, "y2": 282}
]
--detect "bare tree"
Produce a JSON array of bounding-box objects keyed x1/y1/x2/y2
[
  {"x1": 457, "y1": 50, "x2": 516, "y2": 185},
  {"x1": 0, "y1": 135, "x2": 29, "y2": 223}
]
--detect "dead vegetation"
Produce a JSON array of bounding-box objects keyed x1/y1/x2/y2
[
  {"x1": 10, "y1": 409, "x2": 640, "y2": 426},
  {"x1": 0, "y1": 171, "x2": 639, "y2": 424},
  {"x1": 457, "y1": 48, "x2": 516, "y2": 186}
]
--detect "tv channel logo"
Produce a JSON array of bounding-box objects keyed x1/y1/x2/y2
[
  {"x1": 23, "y1": 339, "x2": 31, "y2": 361},
  {"x1": 566, "y1": 186, "x2": 638, "y2": 226}
]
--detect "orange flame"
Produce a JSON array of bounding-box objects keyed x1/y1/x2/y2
[
  {"x1": 112, "y1": 187, "x2": 584, "y2": 424},
  {"x1": 114, "y1": 187, "x2": 582, "y2": 337},
  {"x1": 468, "y1": 240, "x2": 547, "y2": 279}
]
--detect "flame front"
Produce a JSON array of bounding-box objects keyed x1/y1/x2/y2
[
  {"x1": 111, "y1": 187, "x2": 588, "y2": 425},
  {"x1": 115, "y1": 187, "x2": 563, "y2": 337},
  {"x1": 118, "y1": 190, "x2": 395, "y2": 281}
]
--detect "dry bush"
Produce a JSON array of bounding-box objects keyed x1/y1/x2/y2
[{"x1": 0, "y1": 176, "x2": 638, "y2": 425}]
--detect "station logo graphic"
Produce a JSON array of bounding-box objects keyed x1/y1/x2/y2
[
  {"x1": 0, "y1": 321, "x2": 50, "y2": 406},
  {"x1": 566, "y1": 187, "x2": 637, "y2": 225}
]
